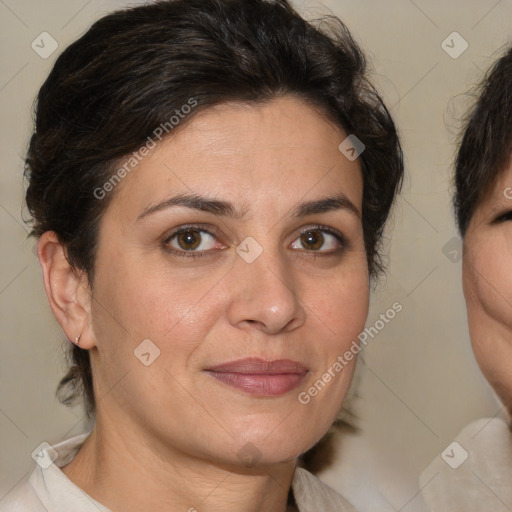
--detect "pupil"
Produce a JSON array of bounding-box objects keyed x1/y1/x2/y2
[
  {"x1": 178, "y1": 230, "x2": 200, "y2": 250},
  {"x1": 302, "y1": 230, "x2": 323, "y2": 250}
]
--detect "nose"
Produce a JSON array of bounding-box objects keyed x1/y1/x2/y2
[{"x1": 225, "y1": 247, "x2": 306, "y2": 335}]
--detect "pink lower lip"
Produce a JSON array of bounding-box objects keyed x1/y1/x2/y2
[{"x1": 205, "y1": 371, "x2": 307, "y2": 396}]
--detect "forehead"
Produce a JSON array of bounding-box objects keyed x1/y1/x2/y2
[{"x1": 110, "y1": 96, "x2": 363, "y2": 217}]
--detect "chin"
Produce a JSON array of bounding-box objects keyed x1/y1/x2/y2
[{"x1": 219, "y1": 430, "x2": 313, "y2": 469}]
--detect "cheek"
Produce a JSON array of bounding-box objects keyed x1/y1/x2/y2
[
  {"x1": 463, "y1": 246, "x2": 512, "y2": 413},
  {"x1": 296, "y1": 259, "x2": 369, "y2": 415},
  {"x1": 463, "y1": 238, "x2": 512, "y2": 394},
  {"x1": 318, "y1": 259, "x2": 370, "y2": 342},
  {"x1": 90, "y1": 248, "x2": 227, "y2": 371},
  {"x1": 464, "y1": 242, "x2": 512, "y2": 331}
]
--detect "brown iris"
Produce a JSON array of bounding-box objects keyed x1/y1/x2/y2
[
  {"x1": 300, "y1": 230, "x2": 324, "y2": 250},
  {"x1": 177, "y1": 229, "x2": 202, "y2": 250}
]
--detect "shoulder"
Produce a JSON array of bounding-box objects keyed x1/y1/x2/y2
[
  {"x1": 0, "y1": 432, "x2": 101, "y2": 512},
  {"x1": 292, "y1": 467, "x2": 357, "y2": 512},
  {"x1": 419, "y1": 417, "x2": 512, "y2": 511}
]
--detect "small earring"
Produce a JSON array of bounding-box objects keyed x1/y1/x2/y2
[{"x1": 74, "y1": 334, "x2": 81, "y2": 346}]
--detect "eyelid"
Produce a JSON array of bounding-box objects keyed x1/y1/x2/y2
[
  {"x1": 164, "y1": 223, "x2": 216, "y2": 239},
  {"x1": 493, "y1": 210, "x2": 512, "y2": 223},
  {"x1": 290, "y1": 224, "x2": 347, "y2": 252},
  {"x1": 162, "y1": 224, "x2": 228, "y2": 258}
]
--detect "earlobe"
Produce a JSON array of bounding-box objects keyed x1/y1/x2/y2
[{"x1": 37, "y1": 231, "x2": 95, "y2": 349}]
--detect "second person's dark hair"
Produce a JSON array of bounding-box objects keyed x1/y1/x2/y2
[{"x1": 455, "y1": 45, "x2": 512, "y2": 234}]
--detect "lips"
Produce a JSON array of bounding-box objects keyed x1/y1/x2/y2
[
  {"x1": 206, "y1": 358, "x2": 308, "y2": 374},
  {"x1": 204, "y1": 358, "x2": 308, "y2": 397}
]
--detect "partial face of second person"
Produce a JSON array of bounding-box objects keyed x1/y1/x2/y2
[
  {"x1": 464, "y1": 160, "x2": 512, "y2": 416},
  {"x1": 72, "y1": 96, "x2": 369, "y2": 469}
]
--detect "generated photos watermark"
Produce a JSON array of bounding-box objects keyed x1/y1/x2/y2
[
  {"x1": 93, "y1": 98, "x2": 198, "y2": 200},
  {"x1": 297, "y1": 301, "x2": 403, "y2": 405}
]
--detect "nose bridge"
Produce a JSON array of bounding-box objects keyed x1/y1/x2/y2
[
  {"x1": 236, "y1": 238, "x2": 295, "y2": 301},
  {"x1": 226, "y1": 236, "x2": 305, "y2": 333}
]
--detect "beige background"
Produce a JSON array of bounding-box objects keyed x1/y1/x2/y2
[{"x1": 0, "y1": 0, "x2": 509, "y2": 510}]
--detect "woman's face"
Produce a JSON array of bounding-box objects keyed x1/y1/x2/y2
[
  {"x1": 87, "y1": 96, "x2": 369, "y2": 468},
  {"x1": 463, "y1": 161, "x2": 512, "y2": 416}
]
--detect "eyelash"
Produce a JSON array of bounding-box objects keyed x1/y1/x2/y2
[
  {"x1": 162, "y1": 224, "x2": 220, "y2": 259},
  {"x1": 162, "y1": 224, "x2": 347, "y2": 259},
  {"x1": 495, "y1": 210, "x2": 512, "y2": 223}
]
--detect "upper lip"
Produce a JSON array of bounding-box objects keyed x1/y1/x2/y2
[{"x1": 205, "y1": 358, "x2": 309, "y2": 375}]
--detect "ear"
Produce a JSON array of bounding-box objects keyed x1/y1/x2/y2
[{"x1": 37, "y1": 231, "x2": 95, "y2": 350}]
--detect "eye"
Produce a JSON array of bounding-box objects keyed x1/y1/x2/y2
[
  {"x1": 494, "y1": 210, "x2": 512, "y2": 223},
  {"x1": 290, "y1": 226, "x2": 345, "y2": 253},
  {"x1": 164, "y1": 226, "x2": 225, "y2": 257}
]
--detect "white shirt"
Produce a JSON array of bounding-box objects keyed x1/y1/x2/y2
[
  {"x1": 419, "y1": 417, "x2": 512, "y2": 511},
  {"x1": 0, "y1": 433, "x2": 356, "y2": 512}
]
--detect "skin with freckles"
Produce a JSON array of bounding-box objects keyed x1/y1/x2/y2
[
  {"x1": 38, "y1": 96, "x2": 369, "y2": 512},
  {"x1": 463, "y1": 160, "x2": 512, "y2": 419}
]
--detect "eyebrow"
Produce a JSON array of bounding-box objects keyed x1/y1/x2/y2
[
  {"x1": 291, "y1": 195, "x2": 360, "y2": 218},
  {"x1": 137, "y1": 192, "x2": 360, "y2": 221},
  {"x1": 137, "y1": 193, "x2": 247, "y2": 221}
]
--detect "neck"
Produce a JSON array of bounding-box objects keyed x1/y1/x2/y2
[{"x1": 61, "y1": 414, "x2": 298, "y2": 512}]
